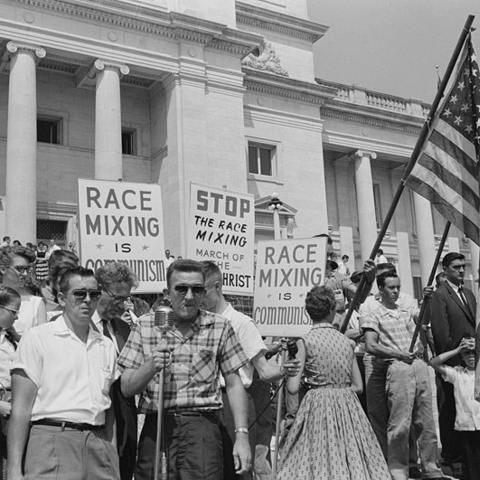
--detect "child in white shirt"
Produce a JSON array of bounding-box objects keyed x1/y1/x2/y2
[{"x1": 430, "y1": 336, "x2": 480, "y2": 480}]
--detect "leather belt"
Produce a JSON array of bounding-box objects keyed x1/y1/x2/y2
[{"x1": 31, "y1": 419, "x2": 104, "y2": 431}]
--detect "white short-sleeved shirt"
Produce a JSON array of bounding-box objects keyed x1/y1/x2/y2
[
  {"x1": 443, "y1": 365, "x2": 480, "y2": 431},
  {"x1": 221, "y1": 303, "x2": 267, "y2": 388},
  {"x1": 15, "y1": 295, "x2": 46, "y2": 336},
  {"x1": 0, "y1": 331, "x2": 16, "y2": 388},
  {"x1": 13, "y1": 315, "x2": 118, "y2": 425}
]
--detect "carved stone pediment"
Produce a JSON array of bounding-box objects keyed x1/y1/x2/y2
[{"x1": 242, "y1": 41, "x2": 288, "y2": 77}]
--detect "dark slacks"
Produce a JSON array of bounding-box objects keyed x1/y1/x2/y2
[
  {"x1": 460, "y1": 431, "x2": 480, "y2": 480},
  {"x1": 136, "y1": 412, "x2": 223, "y2": 480},
  {"x1": 437, "y1": 375, "x2": 465, "y2": 464}
]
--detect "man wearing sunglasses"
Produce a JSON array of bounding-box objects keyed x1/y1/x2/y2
[
  {"x1": 93, "y1": 262, "x2": 138, "y2": 480},
  {"x1": 8, "y1": 266, "x2": 120, "y2": 480},
  {"x1": 119, "y1": 258, "x2": 251, "y2": 480}
]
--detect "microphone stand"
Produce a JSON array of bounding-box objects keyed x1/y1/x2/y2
[{"x1": 154, "y1": 352, "x2": 167, "y2": 479}]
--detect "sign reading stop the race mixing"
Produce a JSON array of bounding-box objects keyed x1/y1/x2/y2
[
  {"x1": 187, "y1": 183, "x2": 255, "y2": 295},
  {"x1": 78, "y1": 179, "x2": 167, "y2": 293},
  {"x1": 254, "y1": 237, "x2": 327, "y2": 337}
]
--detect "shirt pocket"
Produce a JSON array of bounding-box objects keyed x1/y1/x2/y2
[{"x1": 191, "y1": 349, "x2": 215, "y2": 383}]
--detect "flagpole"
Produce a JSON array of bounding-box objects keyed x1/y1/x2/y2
[
  {"x1": 339, "y1": 14, "x2": 475, "y2": 334},
  {"x1": 408, "y1": 221, "x2": 451, "y2": 352}
]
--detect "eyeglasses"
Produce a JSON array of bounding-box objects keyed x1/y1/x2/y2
[
  {"x1": 102, "y1": 287, "x2": 131, "y2": 305},
  {"x1": 174, "y1": 285, "x2": 205, "y2": 296},
  {"x1": 0, "y1": 305, "x2": 19, "y2": 316},
  {"x1": 10, "y1": 264, "x2": 34, "y2": 275},
  {"x1": 71, "y1": 289, "x2": 103, "y2": 301}
]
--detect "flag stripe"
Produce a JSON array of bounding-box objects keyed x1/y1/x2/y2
[
  {"x1": 415, "y1": 148, "x2": 480, "y2": 204},
  {"x1": 407, "y1": 175, "x2": 480, "y2": 241},
  {"x1": 408, "y1": 163, "x2": 480, "y2": 224},
  {"x1": 435, "y1": 118, "x2": 477, "y2": 161}
]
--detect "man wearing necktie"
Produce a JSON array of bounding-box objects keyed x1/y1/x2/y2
[
  {"x1": 93, "y1": 262, "x2": 138, "y2": 480},
  {"x1": 431, "y1": 252, "x2": 476, "y2": 476}
]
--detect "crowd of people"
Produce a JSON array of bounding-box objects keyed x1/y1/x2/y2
[{"x1": 0, "y1": 235, "x2": 477, "y2": 480}]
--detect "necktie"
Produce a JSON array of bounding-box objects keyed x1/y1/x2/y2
[
  {"x1": 102, "y1": 319, "x2": 113, "y2": 340},
  {"x1": 458, "y1": 286, "x2": 468, "y2": 306}
]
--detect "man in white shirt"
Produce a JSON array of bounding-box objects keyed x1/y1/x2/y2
[
  {"x1": 8, "y1": 266, "x2": 119, "y2": 480},
  {"x1": 200, "y1": 261, "x2": 300, "y2": 480}
]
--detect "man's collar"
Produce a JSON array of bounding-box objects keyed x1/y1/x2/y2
[{"x1": 53, "y1": 314, "x2": 102, "y2": 341}]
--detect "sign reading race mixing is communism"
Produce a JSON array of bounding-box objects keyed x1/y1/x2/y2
[
  {"x1": 187, "y1": 183, "x2": 255, "y2": 295},
  {"x1": 254, "y1": 237, "x2": 327, "y2": 337},
  {"x1": 78, "y1": 179, "x2": 167, "y2": 293}
]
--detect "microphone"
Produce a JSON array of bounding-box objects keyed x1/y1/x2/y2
[{"x1": 155, "y1": 306, "x2": 174, "y2": 337}]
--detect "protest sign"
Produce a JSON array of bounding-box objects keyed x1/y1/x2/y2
[
  {"x1": 254, "y1": 237, "x2": 327, "y2": 336},
  {"x1": 78, "y1": 179, "x2": 167, "y2": 293},
  {"x1": 187, "y1": 183, "x2": 255, "y2": 295}
]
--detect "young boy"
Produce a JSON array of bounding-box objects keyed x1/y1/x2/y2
[{"x1": 430, "y1": 336, "x2": 480, "y2": 480}]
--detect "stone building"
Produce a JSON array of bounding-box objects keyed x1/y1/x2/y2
[{"x1": 0, "y1": 0, "x2": 476, "y2": 298}]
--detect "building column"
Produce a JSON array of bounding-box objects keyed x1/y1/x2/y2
[
  {"x1": 353, "y1": 150, "x2": 377, "y2": 260},
  {"x1": 5, "y1": 42, "x2": 45, "y2": 243},
  {"x1": 413, "y1": 193, "x2": 436, "y2": 287},
  {"x1": 94, "y1": 59, "x2": 129, "y2": 180},
  {"x1": 468, "y1": 240, "x2": 479, "y2": 296}
]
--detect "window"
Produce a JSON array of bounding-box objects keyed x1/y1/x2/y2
[
  {"x1": 36, "y1": 219, "x2": 67, "y2": 246},
  {"x1": 122, "y1": 129, "x2": 136, "y2": 155},
  {"x1": 248, "y1": 144, "x2": 274, "y2": 176},
  {"x1": 412, "y1": 276, "x2": 423, "y2": 302},
  {"x1": 37, "y1": 118, "x2": 62, "y2": 144},
  {"x1": 373, "y1": 183, "x2": 383, "y2": 229}
]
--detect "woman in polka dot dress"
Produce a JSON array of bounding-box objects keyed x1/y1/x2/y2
[{"x1": 277, "y1": 286, "x2": 389, "y2": 480}]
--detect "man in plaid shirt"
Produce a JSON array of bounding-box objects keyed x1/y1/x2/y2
[
  {"x1": 361, "y1": 271, "x2": 445, "y2": 480},
  {"x1": 118, "y1": 259, "x2": 251, "y2": 480}
]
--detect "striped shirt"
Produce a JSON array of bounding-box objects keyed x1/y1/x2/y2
[
  {"x1": 117, "y1": 310, "x2": 248, "y2": 414},
  {"x1": 360, "y1": 303, "x2": 422, "y2": 357}
]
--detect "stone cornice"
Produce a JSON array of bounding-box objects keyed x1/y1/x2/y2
[
  {"x1": 321, "y1": 103, "x2": 424, "y2": 135},
  {"x1": 235, "y1": 1, "x2": 328, "y2": 43},
  {"x1": 244, "y1": 67, "x2": 337, "y2": 106},
  {"x1": 13, "y1": 0, "x2": 263, "y2": 57}
]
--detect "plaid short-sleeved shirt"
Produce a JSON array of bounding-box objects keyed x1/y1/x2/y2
[
  {"x1": 360, "y1": 303, "x2": 422, "y2": 357},
  {"x1": 117, "y1": 309, "x2": 248, "y2": 414}
]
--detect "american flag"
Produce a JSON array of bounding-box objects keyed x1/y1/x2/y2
[{"x1": 405, "y1": 35, "x2": 480, "y2": 245}]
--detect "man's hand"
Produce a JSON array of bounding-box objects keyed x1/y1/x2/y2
[
  {"x1": 233, "y1": 434, "x2": 252, "y2": 475},
  {"x1": 396, "y1": 351, "x2": 415, "y2": 364},
  {"x1": 363, "y1": 259, "x2": 376, "y2": 284},
  {"x1": 422, "y1": 285, "x2": 434, "y2": 298},
  {"x1": 151, "y1": 340, "x2": 172, "y2": 373}
]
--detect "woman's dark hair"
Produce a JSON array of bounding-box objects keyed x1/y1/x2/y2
[{"x1": 305, "y1": 286, "x2": 336, "y2": 322}]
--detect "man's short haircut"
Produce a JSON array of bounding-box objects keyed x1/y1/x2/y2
[
  {"x1": 377, "y1": 270, "x2": 399, "y2": 289},
  {"x1": 2, "y1": 236, "x2": 9, "y2": 242},
  {"x1": 200, "y1": 260, "x2": 222, "y2": 282},
  {"x1": 342, "y1": 254, "x2": 349, "y2": 261},
  {"x1": 167, "y1": 259, "x2": 204, "y2": 288},
  {"x1": 376, "y1": 263, "x2": 396, "y2": 276},
  {"x1": 95, "y1": 261, "x2": 138, "y2": 290},
  {"x1": 378, "y1": 248, "x2": 384, "y2": 255},
  {"x1": 58, "y1": 266, "x2": 96, "y2": 294},
  {"x1": 305, "y1": 286, "x2": 336, "y2": 322},
  {"x1": 313, "y1": 233, "x2": 333, "y2": 245},
  {"x1": 442, "y1": 252, "x2": 465, "y2": 269}
]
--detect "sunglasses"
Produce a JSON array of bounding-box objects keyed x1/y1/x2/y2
[
  {"x1": 71, "y1": 289, "x2": 102, "y2": 301},
  {"x1": 174, "y1": 285, "x2": 205, "y2": 296},
  {"x1": 11, "y1": 264, "x2": 34, "y2": 275},
  {"x1": 102, "y1": 287, "x2": 131, "y2": 305}
]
